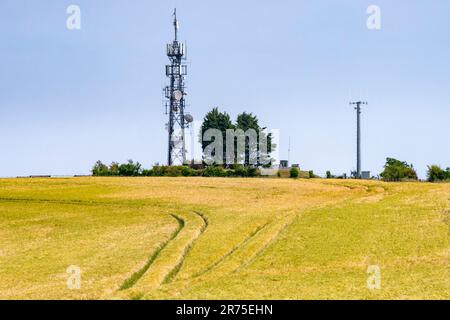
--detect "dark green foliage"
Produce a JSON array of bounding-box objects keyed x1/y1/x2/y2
[
  {"x1": 109, "y1": 162, "x2": 120, "y2": 176},
  {"x1": 290, "y1": 167, "x2": 299, "y2": 178},
  {"x1": 199, "y1": 107, "x2": 234, "y2": 165},
  {"x1": 233, "y1": 165, "x2": 248, "y2": 177},
  {"x1": 427, "y1": 165, "x2": 448, "y2": 182},
  {"x1": 203, "y1": 166, "x2": 227, "y2": 177},
  {"x1": 92, "y1": 161, "x2": 109, "y2": 176},
  {"x1": 91, "y1": 161, "x2": 261, "y2": 178},
  {"x1": 200, "y1": 108, "x2": 275, "y2": 167},
  {"x1": 308, "y1": 170, "x2": 316, "y2": 179},
  {"x1": 181, "y1": 166, "x2": 197, "y2": 177},
  {"x1": 326, "y1": 171, "x2": 336, "y2": 179},
  {"x1": 118, "y1": 160, "x2": 142, "y2": 176},
  {"x1": 246, "y1": 167, "x2": 259, "y2": 177},
  {"x1": 380, "y1": 158, "x2": 418, "y2": 182}
]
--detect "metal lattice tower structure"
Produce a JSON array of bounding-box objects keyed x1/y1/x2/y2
[
  {"x1": 350, "y1": 101, "x2": 368, "y2": 178},
  {"x1": 164, "y1": 9, "x2": 192, "y2": 166}
]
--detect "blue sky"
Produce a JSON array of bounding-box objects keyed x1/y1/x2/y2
[{"x1": 0, "y1": 0, "x2": 449, "y2": 178}]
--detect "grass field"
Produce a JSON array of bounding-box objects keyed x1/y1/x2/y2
[{"x1": 0, "y1": 177, "x2": 448, "y2": 300}]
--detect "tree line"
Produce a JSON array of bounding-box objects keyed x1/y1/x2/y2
[{"x1": 92, "y1": 161, "x2": 261, "y2": 178}]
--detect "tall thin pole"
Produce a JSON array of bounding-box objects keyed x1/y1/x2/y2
[
  {"x1": 350, "y1": 101, "x2": 367, "y2": 179},
  {"x1": 288, "y1": 136, "x2": 291, "y2": 167}
]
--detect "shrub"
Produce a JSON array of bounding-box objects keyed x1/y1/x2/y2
[
  {"x1": 151, "y1": 166, "x2": 168, "y2": 176},
  {"x1": 181, "y1": 166, "x2": 197, "y2": 177},
  {"x1": 92, "y1": 161, "x2": 109, "y2": 176},
  {"x1": 109, "y1": 162, "x2": 120, "y2": 176},
  {"x1": 290, "y1": 167, "x2": 299, "y2": 178},
  {"x1": 380, "y1": 158, "x2": 418, "y2": 182},
  {"x1": 203, "y1": 166, "x2": 227, "y2": 177},
  {"x1": 233, "y1": 165, "x2": 247, "y2": 177},
  {"x1": 141, "y1": 169, "x2": 153, "y2": 176},
  {"x1": 308, "y1": 170, "x2": 316, "y2": 179},
  {"x1": 164, "y1": 166, "x2": 183, "y2": 177},
  {"x1": 247, "y1": 167, "x2": 260, "y2": 177},
  {"x1": 119, "y1": 160, "x2": 142, "y2": 176},
  {"x1": 427, "y1": 165, "x2": 446, "y2": 182}
]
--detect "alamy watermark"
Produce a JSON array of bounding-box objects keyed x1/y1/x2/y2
[
  {"x1": 67, "y1": 265, "x2": 81, "y2": 290},
  {"x1": 200, "y1": 127, "x2": 280, "y2": 168},
  {"x1": 66, "y1": 5, "x2": 81, "y2": 30},
  {"x1": 367, "y1": 5, "x2": 381, "y2": 30},
  {"x1": 367, "y1": 265, "x2": 381, "y2": 290}
]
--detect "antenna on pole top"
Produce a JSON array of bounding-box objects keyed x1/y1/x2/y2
[
  {"x1": 349, "y1": 101, "x2": 368, "y2": 179},
  {"x1": 173, "y1": 8, "x2": 179, "y2": 41}
]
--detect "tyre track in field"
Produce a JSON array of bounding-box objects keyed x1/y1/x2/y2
[
  {"x1": 143, "y1": 214, "x2": 298, "y2": 299},
  {"x1": 232, "y1": 215, "x2": 295, "y2": 273},
  {"x1": 118, "y1": 214, "x2": 185, "y2": 291},
  {"x1": 192, "y1": 222, "x2": 270, "y2": 278},
  {"x1": 118, "y1": 211, "x2": 208, "y2": 299},
  {"x1": 162, "y1": 212, "x2": 208, "y2": 284}
]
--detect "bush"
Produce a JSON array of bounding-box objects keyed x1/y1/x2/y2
[
  {"x1": 308, "y1": 170, "x2": 316, "y2": 179},
  {"x1": 380, "y1": 158, "x2": 418, "y2": 182},
  {"x1": 109, "y1": 162, "x2": 120, "y2": 176},
  {"x1": 247, "y1": 167, "x2": 260, "y2": 177},
  {"x1": 233, "y1": 165, "x2": 248, "y2": 177},
  {"x1": 290, "y1": 167, "x2": 299, "y2": 178},
  {"x1": 92, "y1": 161, "x2": 109, "y2": 176},
  {"x1": 203, "y1": 166, "x2": 227, "y2": 177},
  {"x1": 92, "y1": 160, "x2": 265, "y2": 178},
  {"x1": 427, "y1": 165, "x2": 446, "y2": 182},
  {"x1": 119, "y1": 160, "x2": 142, "y2": 176},
  {"x1": 141, "y1": 169, "x2": 153, "y2": 176},
  {"x1": 181, "y1": 166, "x2": 197, "y2": 177}
]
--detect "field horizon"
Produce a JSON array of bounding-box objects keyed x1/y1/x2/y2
[{"x1": 0, "y1": 177, "x2": 448, "y2": 300}]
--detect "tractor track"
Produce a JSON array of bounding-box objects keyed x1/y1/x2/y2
[
  {"x1": 118, "y1": 214, "x2": 185, "y2": 291},
  {"x1": 162, "y1": 212, "x2": 208, "y2": 284},
  {"x1": 192, "y1": 222, "x2": 269, "y2": 278},
  {"x1": 117, "y1": 211, "x2": 208, "y2": 299}
]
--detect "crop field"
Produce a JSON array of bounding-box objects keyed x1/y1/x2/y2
[{"x1": 0, "y1": 177, "x2": 449, "y2": 300}]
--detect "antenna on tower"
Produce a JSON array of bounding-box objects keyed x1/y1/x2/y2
[
  {"x1": 173, "y1": 8, "x2": 179, "y2": 41},
  {"x1": 349, "y1": 101, "x2": 368, "y2": 179}
]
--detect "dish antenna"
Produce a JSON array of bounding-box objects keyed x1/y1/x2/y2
[
  {"x1": 173, "y1": 90, "x2": 183, "y2": 101},
  {"x1": 185, "y1": 114, "x2": 194, "y2": 123}
]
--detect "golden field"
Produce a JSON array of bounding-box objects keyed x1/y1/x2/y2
[{"x1": 0, "y1": 177, "x2": 448, "y2": 299}]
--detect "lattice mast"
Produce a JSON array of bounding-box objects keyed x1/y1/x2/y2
[{"x1": 165, "y1": 9, "x2": 189, "y2": 165}]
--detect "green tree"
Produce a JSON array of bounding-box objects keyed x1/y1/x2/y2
[
  {"x1": 92, "y1": 160, "x2": 109, "y2": 176},
  {"x1": 290, "y1": 167, "x2": 299, "y2": 178},
  {"x1": 118, "y1": 160, "x2": 142, "y2": 176},
  {"x1": 200, "y1": 107, "x2": 234, "y2": 165},
  {"x1": 427, "y1": 165, "x2": 446, "y2": 182},
  {"x1": 235, "y1": 112, "x2": 274, "y2": 167},
  {"x1": 326, "y1": 171, "x2": 336, "y2": 179},
  {"x1": 380, "y1": 158, "x2": 418, "y2": 182},
  {"x1": 109, "y1": 162, "x2": 120, "y2": 176}
]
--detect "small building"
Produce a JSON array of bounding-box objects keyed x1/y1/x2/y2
[
  {"x1": 361, "y1": 171, "x2": 371, "y2": 180},
  {"x1": 280, "y1": 160, "x2": 289, "y2": 168}
]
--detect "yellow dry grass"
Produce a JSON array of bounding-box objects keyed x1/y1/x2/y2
[{"x1": 0, "y1": 177, "x2": 448, "y2": 299}]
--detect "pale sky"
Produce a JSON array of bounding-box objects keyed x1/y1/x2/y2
[{"x1": 1, "y1": 0, "x2": 449, "y2": 178}]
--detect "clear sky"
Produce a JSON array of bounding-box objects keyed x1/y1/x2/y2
[{"x1": 1, "y1": 0, "x2": 449, "y2": 178}]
